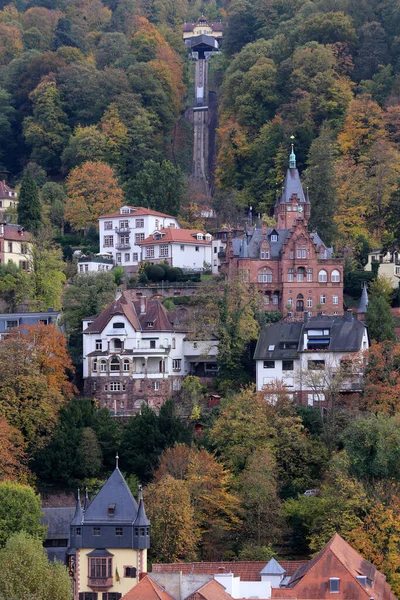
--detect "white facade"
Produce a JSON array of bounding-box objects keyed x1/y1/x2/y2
[
  {"x1": 365, "y1": 249, "x2": 400, "y2": 288},
  {"x1": 139, "y1": 229, "x2": 213, "y2": 272},
  {"x1": 215, "y1": 574, "x2": 272, "y2": 599},
  {"x1": 99, "y1": 206, "x2": 180, "y2": 269},
  {"x1": 255, "y1": 317, "x2": 369, "y2": 404},
  {"x1": 77, "y1": 258, "x2": 114, "y2": 273},
  {"x1": 211, "y1": 239, "x2": 226, "y2": 274}
]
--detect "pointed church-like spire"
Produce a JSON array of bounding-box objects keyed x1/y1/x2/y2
[
  {"x1": 71, "y1": 488, "x2": 83, "y2": 525},
  {"x1": 289, "y1": 143, "x2": 296, "y2": 169},
  {"x1": 134, "y1": 485, "x2": 150, "y2": 527},
  {"x1": 357, "y1": 282, "x2": 369, "y2": 314},
  {"x1": 84, "y1": 487, "x2": 90, "y2": 511}
]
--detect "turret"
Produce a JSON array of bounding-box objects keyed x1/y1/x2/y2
[
  {"x1": 273, "y1": 143, "x2": 310, "y2": 229},
  {"x1": 70, "y1": 489, "x2": 83, "y2": 549},
  {"x1": 132, "y1": 485, "x2": 150, "y2": 550}
]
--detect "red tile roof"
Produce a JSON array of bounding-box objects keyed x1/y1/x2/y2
[
  {"x1": 99, "y1": 207, "x2": 178, "y2": 220},
  {"x1": 152, "y1": 560, "x2": 306, "y2": 581},
  {"x1": 121, "y1": 576, "x2": 175, "y2": 600},
  {"x1": 272, "y1": 533, "x2": 396, "y2": 600},
  {"x1": 186, "y1": 579, "x2": 234, "y2": 600},
  {"x1": 3, "y1": 224, "x2": 30, "y2": 242},
  {"x1": 0, "y1": 180, "x2": 15, "y2": 198},
  {"x1": 138, "y1": 228, "x2": 212, "y2": 246},
  {"x1": 83, "y1": 292, "x2": 185, "y2": 334}
]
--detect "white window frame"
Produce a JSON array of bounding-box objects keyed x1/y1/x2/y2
[{"x1": 318, "y1": 269, "x2": 328, "y2": 283}]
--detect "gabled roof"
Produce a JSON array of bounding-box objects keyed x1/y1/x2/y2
[
  {"x1": 260, "y1": 558, "x2": 286, "y2": 575},
  {"x1": 189, "y1": 579, "x2": 233, "y2": 600},
  {"x1": 0, "y1": 180, "x2": 16, "y2": 198},
  {"x1": 99, "y1": 206, "x2": 179, "y2": 220},
  {"x1": 281, "y1": 533, "x2": 396, "y2": 600},
  {"x1": 83, "y1": 293, "x2": 176, "y2": 334},
  {"x1": 42, "y1": 507, "x2": 75, "y2": 537},
  {"x1": 121, "y1": 576, "x2": 175, "y2": 600},
  {"x1": 83, "y1": 467, "x2": 138, "y2": 523},
  {"x1": 138, "y1": 228, "x2": 212, "y2": 246}
]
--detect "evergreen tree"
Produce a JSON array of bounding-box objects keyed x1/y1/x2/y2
[
  {"x1": 17, "y1": 171, "x2": 42, "y2": 233},
  {"x1": 365, "y1": 296, "x2": 396, "y2": 342},
  {"x1": 304, "y1": 123, "x2": 338, "y2": 246}
]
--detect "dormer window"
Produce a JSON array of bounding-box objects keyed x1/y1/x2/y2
[
  {"x1": 147, "y1": 321, "x2": 154, "y2": 328},
  {"x1": 108, "y1": 503, "x2": 116, "y2": 515},
  {"x1": 197, "y1": 233, "x2": 203, "y2": 240},
  {"x1": 356, "y1": 576, "x2": 367, "y2": 588},
  {"x1": 329, "y1": 578, "x2": 339, "y2": 593},
  {"x1": 271, "y1": 234, "x2": 278, "y2": 242},
  {"x1": 261, "y1": 249, "x2": 270, "y2": 259},
  {"x1": 120, "y1": 206, "x2": 132, "y2": 214}
]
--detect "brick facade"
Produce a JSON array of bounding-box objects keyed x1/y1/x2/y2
[{"x1": 222, "y1": 158, "x2": 344, "y2": 318}]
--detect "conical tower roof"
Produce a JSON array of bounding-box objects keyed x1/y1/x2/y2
[
  {"x1": 134, "y1": 485, "x2": 150, "y2": 527},
  {"x1": 357, "y1": 282, "x2": 369, "y2": 314},
  {"x1": 260, "y1": 557, "x2": 286, "y2": 575},
  {"x1": 71, "y1": 489, "x2": 83, "y2": 526}
]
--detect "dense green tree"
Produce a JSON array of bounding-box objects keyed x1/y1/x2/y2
[
  {"x1": 29, "y1": 235, "x2": 66, "y2": 310},
  {"x1": 0, "y1": 481, "x2": 45, "y2": 546},
  {"x1": 353, "y1": 21, "x2": 390, "y2": 81},
  {"x1": 120, "y1": 400, "x2": 192, "y2": 483},
  {"x1": 125, "y1": 160, "x2": 184, "y2": 215},
  {"x1": 23, "y1": 74, "x2": 70, "y2": 172},
  {"x1": 17, "y1": 169, "x2": 42, "y2": 233},
  {"x1": 52, "y1": 17, "x2": 79, "y2": 50},
  {"x1": 62, "y1": 271, "x2": 116, "y2": 359},
  {"x1": 33, "y1": 398, "x2": 121, "y2": 484},
  {"x1": 0, "y1": 532, "x2": 71, "y2": 600},
  {"x1": 365, "y1": 295, "x2": 396, "y2": 342},
  {"x1": 304, "y1": 123, "x2": 338, "y2": 246},
  {"x1": 343, "y1": 415, "x2": 400, "y2": 481}
]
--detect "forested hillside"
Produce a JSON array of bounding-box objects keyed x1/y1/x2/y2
[{"x1": 218, "y1": 0, "x2": 400, "y2": 255}]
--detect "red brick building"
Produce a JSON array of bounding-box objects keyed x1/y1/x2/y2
[{"x1": 222, "y1": 148, "x2": 343, "y2": 318}]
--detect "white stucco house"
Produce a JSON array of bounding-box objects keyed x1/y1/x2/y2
[
  {"x1": 254, "y1": 312, "x2": 369, "y2": 406},
  {"x1": 82, "y1": 291, "x2": 218, "y2": 414},
  {"x1": 98, "y1": 206, "x2": 181, "y2": 271},
  {"x1": 365, "y1": 249, "x2": 400, "y2": 288},
  {"x1": 138, "y1": 228, "x2": 213, "y2": 272},
  {"x1": 77, "y1": 255, "x2": 114, "y2": 273}
]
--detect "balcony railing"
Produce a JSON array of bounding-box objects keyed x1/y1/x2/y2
[
  {"x1": 88, "y1": 577, "x2": 113, "y2": 590},
  {"x1": 115, "y1": 243, "x2": 131, "y2": 250},
  {"x1": 115, "y1": 226, "x2": 131, "y2": 233}
]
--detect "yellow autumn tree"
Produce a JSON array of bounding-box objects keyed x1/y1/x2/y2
[{"x1": 65, "y1": 161, "x2": 124, "y2": 231}]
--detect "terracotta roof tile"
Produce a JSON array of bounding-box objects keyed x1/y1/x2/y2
[
  {"x1": 83, "y1": 292, "x2": 179, "y2": 334},
  {"x1": 0, "y1": 181, "x2": 16, "y2": 198},
  {"x1": 138, "y1": 228, "x2": 212, "y2": 246},
  {"x1": 99, "y1": 207, "x2": 178, "y2": 219},
  {"x1": 152, "y1": 561, "x2": 306, "y2": 581},
  {"x1": 186, "y1": 579, "x2": 233, "y2": 600},
  {"x1": 3, "y1": 224, "x2": 30, "y2": 242},
  {"x1": 122, "y1": 576, "x2": 175, "y2": 600}
]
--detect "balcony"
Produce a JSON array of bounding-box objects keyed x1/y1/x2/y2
[
  {"x1": 88, "y1": 577, "x2": 113, "y2": 591},
  {"x1": 115, "y1": 243, "x2": 131, "y2": 250},
  {"x1": 115, "y1": 226, "x2": 131, "y2": 234}
]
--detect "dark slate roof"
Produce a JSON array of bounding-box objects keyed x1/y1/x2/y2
[
  {"x1": 310, "y1": 232, "x2": 333, "y2": 258},
  {"x1": 280, "y1": 168, "x2": 308, "y2": 204},
  {"x1": 260, "y1": 558, "x2": 286, "y2": 575},
  {"x1": 42, "y1": 507, "x2": 75, "y2": 538},
  {"x1": 254, "y1": 322, "x2": 302, "y2": 360},
  {"x1": 83, "y1": 467, "x2": 138, "y2": 523},
  {"x1": 254, "y1": 315, "x2": 367, "y2": 360},
  {"x1": 185, "y1": 34, "x2": 219, "y2": 49},
  {"x1": 71, "y1": 491, "x2": 83, "y2": 526},
  {"x1": 134, "y1": 488, "x2": 150, "y2": 527},
  {"x1": 231, "y1": 228, "x2": 290, "y2": 259}
]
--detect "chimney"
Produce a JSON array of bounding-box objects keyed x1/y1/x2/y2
[
  {"x1": 346, "y1": 309, "x2": 353, "y2": 321},
  {"x1": 262, "y1": 223, "x2": 267, "y2": 235},
  {"x1": 140, "y1": 297, "x2": 147, "y2": 314}
]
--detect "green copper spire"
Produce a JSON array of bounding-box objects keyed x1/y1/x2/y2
[{"x1": 289, "y1": 143, "x2": 296, "y2": 169}]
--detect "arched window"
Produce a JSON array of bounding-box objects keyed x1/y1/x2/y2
[
  {"x1": 297, "y1": 267, "x2": 305, "y2": 282},
  {"x1": 331, "y1": 269, "x2": 340, "y2": 283},
  {"x1": 112, "y1": 338, "x2": 122, "y2": 351},
  {"x1": 110, "y1": 357, "x2": 120, "y2": 371},
  {"x1": 296, "y1": 293, "x2": 304, "y2": 312},
  {"x1": 100, "y1": 360, "x2": 107, "y2": 372},
  {"x1": 123, "y1": 359, "x2": 130, "y2": 372},
  {"x1": 318, "y1": 269, "x2": 328, "y2": 283},
  {"x1": 258, "y1": 268, "x2": 272, "y2": 283}
]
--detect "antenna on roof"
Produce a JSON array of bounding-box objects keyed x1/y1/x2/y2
[{"x1": 116, "y1": 452, "x2": 119, "y2": 469}]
